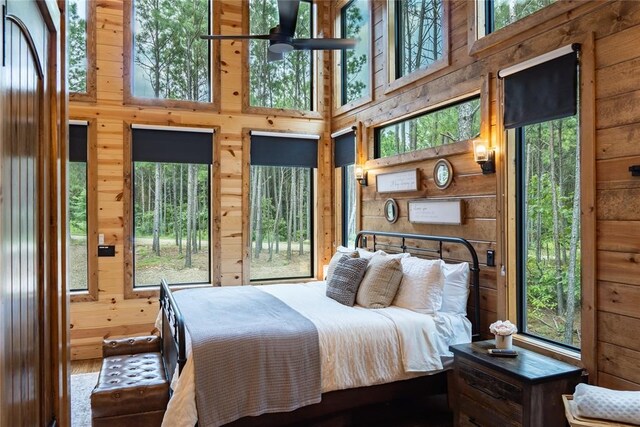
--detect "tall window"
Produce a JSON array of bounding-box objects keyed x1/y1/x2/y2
[
  {"x1": 334, "y1": 130, "x2": 357, "y2": 247},
  {"x1": 340, "y1": 0, "x2": 370, "y2": 105},
  {"x1": 132, "y1": 0, "x2": 210, "y2": 102},
  {"x1": 503, "y1": 47, "x2": 580, "y2": 348},
  {"x1": 395, "y1": 0, "x2": 444, "y2": 78},
  {"x1": 485, "y1": 0, "x2": 556, "y2": 34},
  {"x1": 249, "y1": 0, "x2": 313, "y2": 110},
  {"x1": 376, "y1": 97, "x2": 480, "y2": 158},
  {"x1": 131, "y1": 127, "x2": 213, "y2": 287},
  {"x1": 69, "y1": 123, "x2": 88, "y2": 291},
  {"x1": 250, "y1": 133, "x2": 317, "y2": 281},
  {"x1": 68, "y1": 0, "x2": 87, "y2": 93}
]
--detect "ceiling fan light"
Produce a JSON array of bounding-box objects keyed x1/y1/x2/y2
[{"x1": 269, "y1": 42, "x2": 293, "y2": 54}]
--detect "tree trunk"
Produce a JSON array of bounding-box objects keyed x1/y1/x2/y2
[
  {"x1": 548, "y1": 122, "x2": 564, "y2": 315},
  {"x1": 287, "y1": 168, "x2": 295, "y2": 260},
  {"x1": 298, "y1": 170, "x2": 305, "y2": 255},
  {"x1": 564, "y1": 136, "x2": 581, "y2": 345},
  {"x1": 254, "y1": 167, "x2": 264, "y2": 259},
  {"x1": 269, "y1": 168, "x2": 285, "y2": 261},
  {"x1": 178, "y1": 164, "x2": 183, "y2": 254},
  {"x1": 184, "y1": 164, "x2": 195, "y2": 268},
  {"x1": 152, "y1": 163, "x2": 162, "y2": 255}
]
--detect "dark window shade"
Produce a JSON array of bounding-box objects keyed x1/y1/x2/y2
[
  {"x1": 132, "y1": 128, "x2": 213, "y2": 164},
  {"x1": 334, "y1": 131, "x2": 355, "y2": 168},
  {"x1": 69, "y1": 124, "x2": 88, "y2": 163},
  {"x1": 504, "y1": 51, "x2": 578, "y2": 130},
  {"x1": 251, "y1": 134, "x2": 318, "y2": 168}
]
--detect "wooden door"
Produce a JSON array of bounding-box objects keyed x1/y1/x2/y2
[{"x1": 0, "y1": 1, "x2": 58, "y2": 426}]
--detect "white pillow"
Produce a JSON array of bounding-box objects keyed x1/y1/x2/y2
[
  {"x1": 356, "y1": 247, "x2": 377, "y2": 259},
  {"x1": 394, "y1": 257, "x2": 445, "y2": 314},
  {"x1": 440, "y1": 262, "x2": 470, "y2": 315}
]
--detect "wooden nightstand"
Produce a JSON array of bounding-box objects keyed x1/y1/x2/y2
[{"x1": 449, "y1": 340, "x2": 583, "y2": 427}]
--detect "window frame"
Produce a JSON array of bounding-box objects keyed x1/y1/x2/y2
[
  {"x1": 500, "y1": 36, "x2": 596, "y2": 373},
  {"x1": 243, "y1": 0, "x2": 321, "y2": 119},
  {"x1": 385, "y1": 0, "x2": 450, "y2": 95},
  {"x1": 124, "y1": 123, "x2": 221, "y2": 300},
  {"x1": 373, "y1": 94, "x2": 481, "y2": 160},
  {"x1": 69, "y1": 118, "x2": 99, "y2": 303},
  {"x1": 68, "y1": 0, "x2": 97, "y2": 102},
  {"x1": 332, "y1": 0, "x2": 373, "y2": 116},
  {"x1": 122, "y1": 0, "x2": 220, "y2": 111}
]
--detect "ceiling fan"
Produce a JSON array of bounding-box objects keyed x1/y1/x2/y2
[{"x1": 200, "y1": 0, "x2": 356, "y2": 61}]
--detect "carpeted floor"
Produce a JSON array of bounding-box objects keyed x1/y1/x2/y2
[{"x1": 71, "y1": 372, "x2": 98, "y2": 427}]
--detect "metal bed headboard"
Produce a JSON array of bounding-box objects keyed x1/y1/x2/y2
[{"x1": 355, "y1": 230, "x2": 481, "y2": 340}]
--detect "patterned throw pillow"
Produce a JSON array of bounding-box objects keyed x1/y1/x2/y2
[
  {"x1": 326, "y1": 249, "x2": 359, "y2": 282},
  {"x1": 326, "y1": 256, "x2": 369, "y2": 306},
  {"x1": 356, "y1": 256, "x2": 403, "y2": 308}
]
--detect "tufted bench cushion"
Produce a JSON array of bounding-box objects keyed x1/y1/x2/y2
[{"x1": 91, "y1": 336, "x2": 169, "y2": 427}]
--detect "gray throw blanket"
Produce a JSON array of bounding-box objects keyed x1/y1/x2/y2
[{"x1": 173, "y1": 286, "x2": 321, "y2": 427}]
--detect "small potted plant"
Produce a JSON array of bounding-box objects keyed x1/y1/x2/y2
[{"x1": 489, "y1": 320, "x2": 518, "y2": 349}]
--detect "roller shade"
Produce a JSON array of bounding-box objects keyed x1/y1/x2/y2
[
  {"x1": 251, "y1": 133, "x2": 318, "y2": 168},
  {"x1": 132, "y1": 127, "x2": 213, "y2": 164},
  {"x1": 502, "y1": 47, "x2": 579, "y2": 129},
  {"x1": 334, "y1": 130, "x2": 355, "y2": 168},
  {"x1": 69, "y1": 124, "x2": 87, "y2": 163}
]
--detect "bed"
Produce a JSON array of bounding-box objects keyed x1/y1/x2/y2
[{"x1": 159, "y1": 230, "x2": 481, "y2": 427}]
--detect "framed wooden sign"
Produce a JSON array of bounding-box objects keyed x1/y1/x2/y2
[
  {"x1": 407, "y1": 199, "x2": 463, "y2": 225},
  {"x1": 375, "y1": 169, "x2": 420, "y2": 193}
]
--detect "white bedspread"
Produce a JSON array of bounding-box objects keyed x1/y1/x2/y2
[{"x1": 161, "y1": 281, "x2": 471, "y2": 427}]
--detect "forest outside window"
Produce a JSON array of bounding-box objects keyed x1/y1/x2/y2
[
  {"x1": 249, "y1": 0, "x2": 313, "y2": 111},
  {"x1": 503, "y1": 47, "x2": 581, "y2": 350},
  {"x1": 250, "y1": 132, "x2": 317, "y2": 281},
  {"x1": 131, "y1": 127, "x2": 213, "y2": 288},
  {"x1": 132, "y1": 0, "x2": 211, "y2": 102},
  {"x1": 69, "y1": 123, "x2": 89, "y2": 292},
  {"x1": 68, "y1": 0, "x2": 88, "y2": 94},
  {"x1": 375, "y1": 97, "x2": 480, "y2": 158},
  {"x1": 483, "y1": 0, "x2": 556, "y2": 35},
  {"x1": 390, "y1": 0, "x2": 446, "y2": 81},
  {"x1": 339, "y1": 0, "x2": 370, "y2": 106}
]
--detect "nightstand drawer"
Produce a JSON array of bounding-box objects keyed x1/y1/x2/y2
[
  {"x1": 456, "y1": 358, "x2": 523, "y2": 421},
  {"x1": 458, "y1": 393, "x2": 521, "y2": 427}
]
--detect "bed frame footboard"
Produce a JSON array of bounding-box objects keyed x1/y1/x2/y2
[{"x1": 160, "y1": 279, "x2": 186, "y2": 384}]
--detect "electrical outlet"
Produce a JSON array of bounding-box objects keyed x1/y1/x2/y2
[{"x1": 486, "y1": 250, "x2": 495, "y2": 267}]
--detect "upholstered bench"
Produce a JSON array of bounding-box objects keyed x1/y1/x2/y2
[{"x1": 91, "y1": 335, "x2": 169, "y2": 427}]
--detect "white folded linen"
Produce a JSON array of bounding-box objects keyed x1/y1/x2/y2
[{"x1": 573, "y1": 383, "x2": 640, "y2": 425}]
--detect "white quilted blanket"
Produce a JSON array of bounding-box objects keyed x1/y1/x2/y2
[{"x1": 573, "y1": 383, "x2": 640, "y2": 425}]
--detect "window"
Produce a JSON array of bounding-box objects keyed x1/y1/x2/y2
[
  {"x1": 502, "y1": 47, "x2": 580, "y2": 349},
  {"x1": 131, "y1": 127, "x2": 213, "y2": 287},
  {"x1": 485, "y1": 0, "x2": 556, "y2": 34},
  {"x1": 68, "y1": 0, "x2": 88, "y2": 93},
  {"x1": 132, "y1": 0, "x2": 210, "y2": 102},
  {"x1": 69, "y1": 123, "x2": 89, "y2": 291},
  {"x1": 334, "y1": 130, "x2": 357, "y2": 247},
  {"x1": 249, "y1": 0, "x2": 313, "y2": 110},
  {"x1": 249, "y1": 132, "x2": 317, "y2": 281},
  {"x1": 340, "y1": 0, "x2": 370, "y2": 106},
  {"x1": 394, "y1": 0, "x2": 444, "y2": 78},
  {"x1": 375, "y1": 97, "x2": 480, "y2": 158}
]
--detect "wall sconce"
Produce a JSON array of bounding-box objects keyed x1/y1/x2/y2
[
  {"x1": 473, "y1": 139, "x2": 495, "y2": 175},
  {"x1": 355, "y1": 166, "x2": 368, "y2": 186}
]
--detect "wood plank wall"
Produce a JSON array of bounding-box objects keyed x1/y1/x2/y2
[
  {"x1": 332, "y1": 0, "x2": 640, "y2": 389},
  {"x1": 68, "y1": 0, "x2": 332, "y2": 360}
]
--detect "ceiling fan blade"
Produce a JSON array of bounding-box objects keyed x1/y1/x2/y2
[
  {"x1": 278, "y1": 0, "x2": 300, "y2": 36},
  {"x1": 200, "y1": 34, "x2": 271, "y2": 40},
  {"x1": 291, "y1": 38, "x2": 357, "y2": 50},
  {"x1": 268, "y1": 50, "x2": 284, "y2": 62}
]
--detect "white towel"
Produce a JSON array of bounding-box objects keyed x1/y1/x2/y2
[{"x1": 573, "y1": 383, "x2": 640, "y2": 425}]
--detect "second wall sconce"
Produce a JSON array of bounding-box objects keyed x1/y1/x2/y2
[
  {"x1": 473, "y1": 139, "x2": 496, "y2": 175},
  {"x1": 355, "y1": 166, "x2": 368, "y2": 186}
]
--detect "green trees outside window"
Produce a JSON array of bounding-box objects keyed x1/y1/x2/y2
[
  {"x1": 68, "y1": 0, "x2": 87, "y2": 93},
  {"x1": 69, "y1": 160, "x2": 88, "y2": 291},
  {"x1": 249, "y1": 0, "x2": 313, "y2": 110},
  {"x1": 133, "y1": 163, "x2": 210, "y2": 286},
  {"x1": 133, "y1": 0, "x2": 210, "y2": 102},
  {"x1": 342, "y1": 164, "x2": 357, "y2": 247},
  {"x1": 487, "y1": 0, "x2": 556, "y2": 33},
  {"x1": 250, "y1": 166, "x2": 313, "y2": 280},
  {"x1": 396, "y1": 0, "x2": 444, "y2": 78},
  {"x1": 518, "y1": 115, "x2": 581, "y2": 348},
  {"x1": 376, "y1": 97, "x2": 480, "y2": 158},
  {"x1": 341, "y1": 0, "x2": 369, "y2": 105}
]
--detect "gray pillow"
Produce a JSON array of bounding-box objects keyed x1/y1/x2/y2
[{"x1": 326, "y1": 256, "x2": 369, "y2": 306}]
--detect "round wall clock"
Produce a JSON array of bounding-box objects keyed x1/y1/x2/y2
[
  {"x1": 384, "y1": 198, "x2": 399, "y2": 223},
  {"x1": 433, "y1": 159, "x2": 453, "y2": 190}
]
